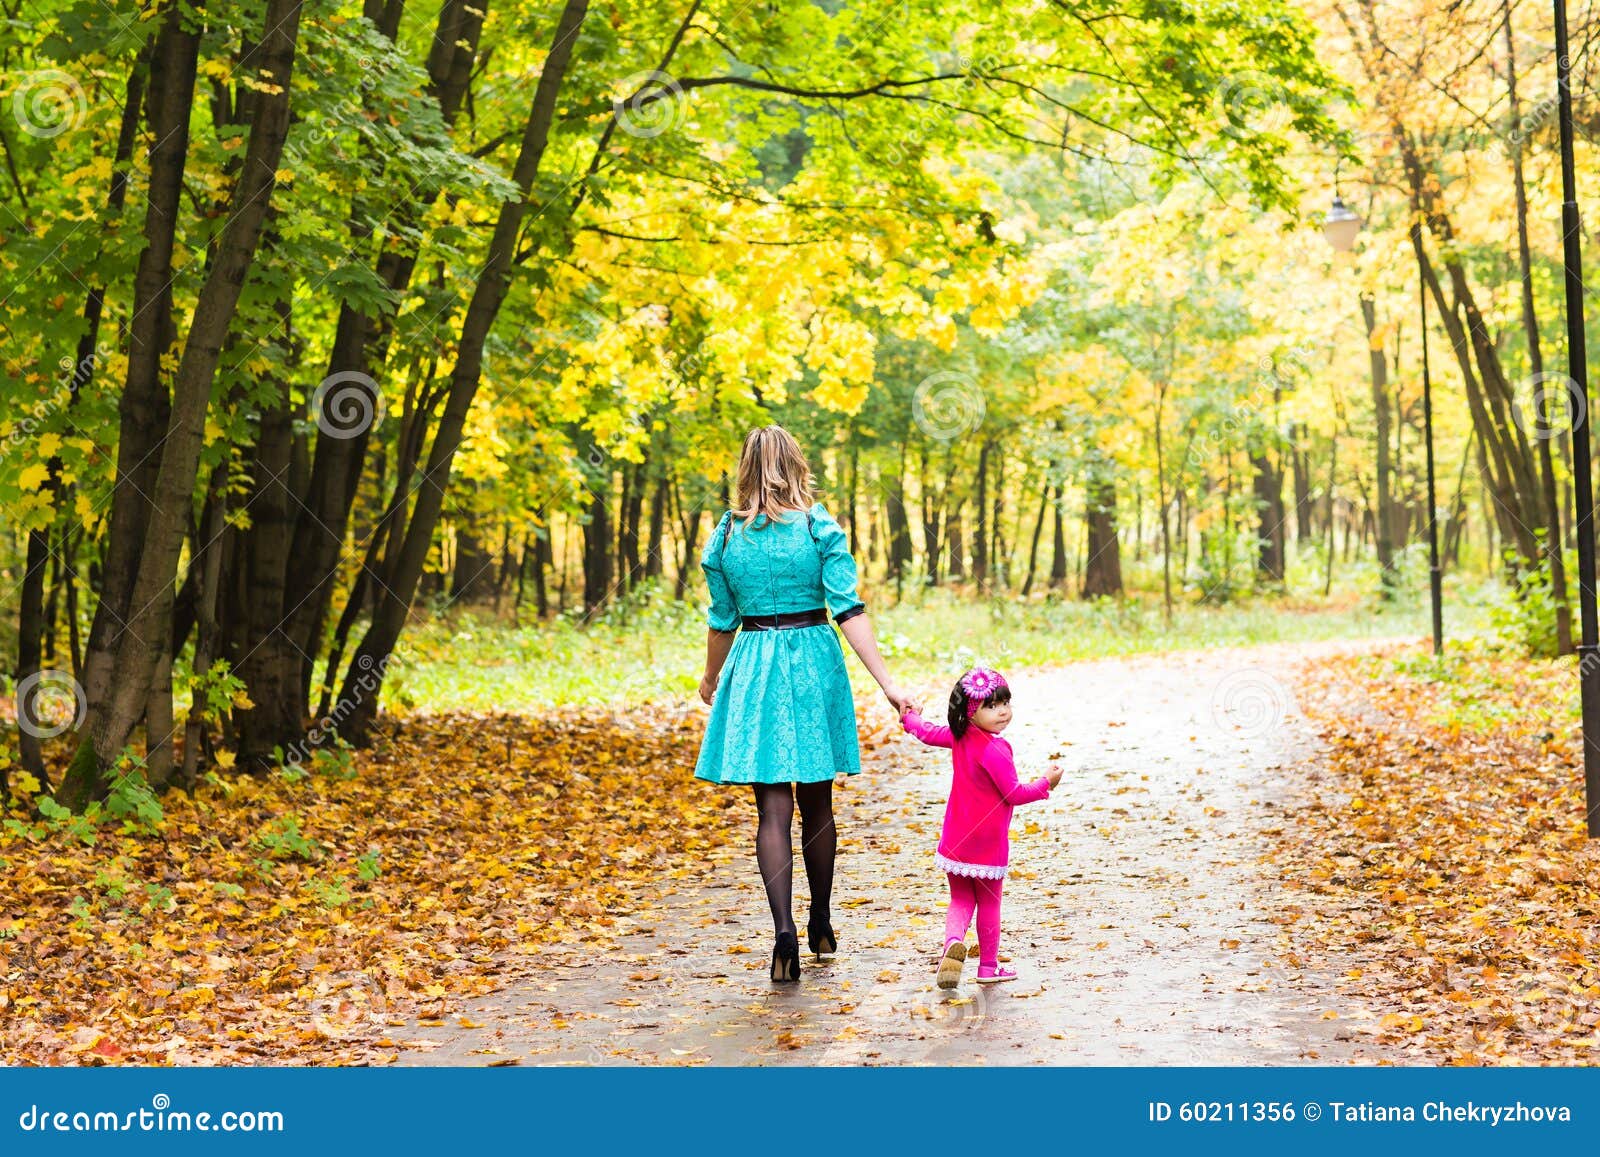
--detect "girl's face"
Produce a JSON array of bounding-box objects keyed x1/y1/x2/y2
[{"x1": 970, "y1": 698, "x2": 1012, "y2": 734}]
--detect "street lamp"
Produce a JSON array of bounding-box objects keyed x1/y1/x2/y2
[
  {"x1": 1322, "y1": 196, "x2": 1362, "y2": 253},
  {"x1": 1552, "y1": 0, "x2": 1600, "y2": 835},
  {"x1": 1321, "y1": 192, "x2": 1444, "y2": 655}
]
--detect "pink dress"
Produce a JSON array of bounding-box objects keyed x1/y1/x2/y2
[{"x1": 901, "y1": 710, "x2": 1052, "y2": 879}]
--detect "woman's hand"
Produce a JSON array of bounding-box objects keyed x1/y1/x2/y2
[
  {"x1": 698, "y1": 674, "x2": 718, "y2": 705},
  {"x1": 883, "y1": 684, "x2": 918, "y2": 717}
]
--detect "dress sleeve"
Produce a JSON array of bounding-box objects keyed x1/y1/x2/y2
[
  {"x1": 701, "y1": 513, "x2": 741, "y2": 633},
  {"x1": 811, "y1": 503, "x2": 865, "y2": 622},
  {"x1": 979, "y1": 737, "x2": 1051, "y2": 805},
  {"x1": 901, "y1": 709, "x2": 954, "y2": 749}
]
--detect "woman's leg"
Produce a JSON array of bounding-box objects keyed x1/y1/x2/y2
[
  {"x1": 974, "y1": 877, "x2": 1004, "y2": 969},
  {"x1": 752, "y1": 783, "x2": 796, "y2": 936},
  {"x1": 944, "y1": 873, "x2": 978, "y2": 947},
  {"x1": 794, "y1": 779, "x2": 836, "y2": 929}
]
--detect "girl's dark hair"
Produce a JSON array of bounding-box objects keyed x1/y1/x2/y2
[{"x1": 948, "y1": 675, "x2": 1011, "y2": 740}]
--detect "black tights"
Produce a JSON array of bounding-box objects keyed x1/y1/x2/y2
[{"x1": 752, "y1": 781, "x2": 836, "y2": 936}]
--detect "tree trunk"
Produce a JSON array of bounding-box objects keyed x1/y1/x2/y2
[
  {"x1": 59, "y1": 0, "x2": 305, "y2": 809},
  {"x1": 948, "y1": 505, "x2": 966, "y2": 581},
  {"x1": 234, "y1": 295, "x2": 305, "y2": 767},
  {"x1": 972, "y1": 440, "x2": 990, "y2": 590},
  {"x1": 280, "y1": 0, "x2": 488, "y2": 698},
  {"x1": 15, "y1": 530, "x2": 51, "y2": 781},
  {"x1": 1021, "y1": 475, "x2": 1049, "y2": 597},
  {"x1": 181, "y1": 466, "x2": 228, "y2": 789},
  {"x1": 1323, "y1": 437, "x2": 1338, "y2": 597},
  {"x1": 451, "y1": 525, "x2": 496, "y2": 604},
  {"x1": 1081, "y1": 458, "x2": 1123, "y2": 598},
  {"x1": 533, "y1": 527, "x2": 551, "y2": 617},
  {"x1": 583, "y1": 467, "x2": 614, "y2": 615},
  {"x1": 333, "y1": 0, "x2": 590, "y2": 745},
  {"x1": 1250, "y1": 445, "x2": 1286, "y2": 585},
  {"x1": 15, "y1": 55, "x2": 146, "y2": 785},
  {"x1": 886, "y1": 443, "x2": 913, "y2": 591},
  {"x1": 1049, "y1": 485, "x2": 1067, "y2": 590},
  {"x1": 1360, "y1": 295, "x2": 1398, "y2": 595},
  {"x1": 1154, "y1": 383, "x2": 1173, "y2": 621},
  {"x1": 1291, "y1": 424, "x2": 1312, "y2": 541},
  {"x1": 620, "y1": 458, "x2": 645, "y2": 589},
  {"x1": 79, "y1": 6, "x2": 199, "y2": 714},
  {"x1": 645, "y1": 465, "x2": 668, "y2": 580},
  {"x1": 1504, "y1": 4, "x2": 1573, "y2": 653}
]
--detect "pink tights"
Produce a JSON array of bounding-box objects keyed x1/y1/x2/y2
[{"x1": 943, "y1": 872, "x2": 1004, "y2": 969}]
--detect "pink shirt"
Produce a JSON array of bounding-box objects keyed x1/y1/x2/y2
[{"x1": 901, "y1": 710, "x2": 1051, "y2": 879}]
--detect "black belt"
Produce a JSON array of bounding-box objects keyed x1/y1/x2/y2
[{"x1": 741, "y1": 608, "x2": 830, "y2": 631}]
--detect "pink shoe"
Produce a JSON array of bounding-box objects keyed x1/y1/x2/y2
[{"x1": 975, "y1": 965, "x2": 1017, "y2": 985}]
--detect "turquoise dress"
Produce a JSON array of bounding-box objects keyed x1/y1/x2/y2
[{"x1": 694, "y1": 503, "x2": 865, "y2": 785}]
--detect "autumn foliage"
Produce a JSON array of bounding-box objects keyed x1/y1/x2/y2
[
  {"x1": 0, "y1": 710, "x2": 728, "y2": 1064},
  {"x1": 1274, "y1": 644, "x2": 1600, "y2": 1064}
]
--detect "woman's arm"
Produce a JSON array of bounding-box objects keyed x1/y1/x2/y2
[
  {"x1": 699, "y1": 630, "x2": 736, "y2": 705},
  {"x1": 838, "y1": 614, "x2": 916, "y2": 714},
  {"x1": 699, "y1": 512, "x2": 740, "y2": 705}
]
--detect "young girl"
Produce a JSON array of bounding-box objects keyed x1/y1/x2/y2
[{"x1": 901, "y1": 667, "x2": 1063, "y2": 987}]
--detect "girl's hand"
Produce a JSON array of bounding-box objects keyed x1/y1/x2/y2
[
  {"x1": 698, "y1": 674, "x2": 718, "y2": 705},
  {"x1": 1045, "y1": 764, "x2": 1065, "y2": 789}
]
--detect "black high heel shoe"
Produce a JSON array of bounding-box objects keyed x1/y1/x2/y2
[
  {"x1": 807, "y1": 920, "x2": 838, "y2": 957},
  {"x1": 770, "y1": 931, "x2": 801, "y2": 982}
]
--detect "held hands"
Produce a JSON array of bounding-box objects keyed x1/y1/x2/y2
[{"x1": 884, "y1": 684, "x2": 918, "y2": 717}]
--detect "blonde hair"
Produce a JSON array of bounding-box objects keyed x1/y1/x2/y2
[{"x1": 731, "y1": 424, "x2": 817, "y2": 524}]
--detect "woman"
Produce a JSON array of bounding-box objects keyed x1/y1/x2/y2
[{"x1": 695, "y1": 425, "x2": 915, "y2": 982}]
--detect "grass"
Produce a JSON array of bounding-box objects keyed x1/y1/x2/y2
[{"x1": 384, "y1": 572, "x2": 1503, "y2": 716}]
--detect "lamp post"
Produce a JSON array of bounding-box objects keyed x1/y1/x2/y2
[
  {"x1": 1322, "y1": 193, "x2": 1443, "y2": 655},
  {"x1": 1552, "y1": 0, "x2": 1600, "y2": 835}
]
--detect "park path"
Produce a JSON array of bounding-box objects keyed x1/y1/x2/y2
[{"x1": 398, "y1": 639, "x2": 1405, "y2": 1065}]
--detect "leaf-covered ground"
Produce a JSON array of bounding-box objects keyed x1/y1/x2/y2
[
  {"x1": 395, "y1": 644, "x2": 1391, "y2": 1066},
  {"x1": 1271, "y1": 641, "x2": 1600, "y2": 1064},
  {"x1": 7, "y1": 636, "x2": 1591, "y2": 1066},
  {"x1": 0, "y1": 709, "x2": 734, "y2": 1064}
]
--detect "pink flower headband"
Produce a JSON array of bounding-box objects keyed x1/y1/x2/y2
[{"x1": 960, "y1": 667, "x2": 1007, "y2": 716}]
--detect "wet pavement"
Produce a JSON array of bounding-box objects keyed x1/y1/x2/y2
[{"x1": 397, "y1": 640, "x2": 1402, "y2": 1066}]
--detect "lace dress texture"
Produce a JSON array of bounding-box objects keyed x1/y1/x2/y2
[{"x1": 693, "y1": 504, "x2": 865, "y2": 786}]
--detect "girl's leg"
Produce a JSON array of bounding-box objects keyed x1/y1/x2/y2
[
  {"x1": 944, "y1": 873, "x2": 978, "y2": 947},
  {"x1": 794, "y1": 779, "x2": 836, "y2": 930},
  {"x1": 752, "y1": 784, "x2": 796, "y2": 936},
  {"x1": 974, "y1": 877, "x2": 1005, "y2": 970}
]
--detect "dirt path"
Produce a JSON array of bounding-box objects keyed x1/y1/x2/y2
[{"x1": 397, "y1": 639, "x2": 1404, "y2": 1065}]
